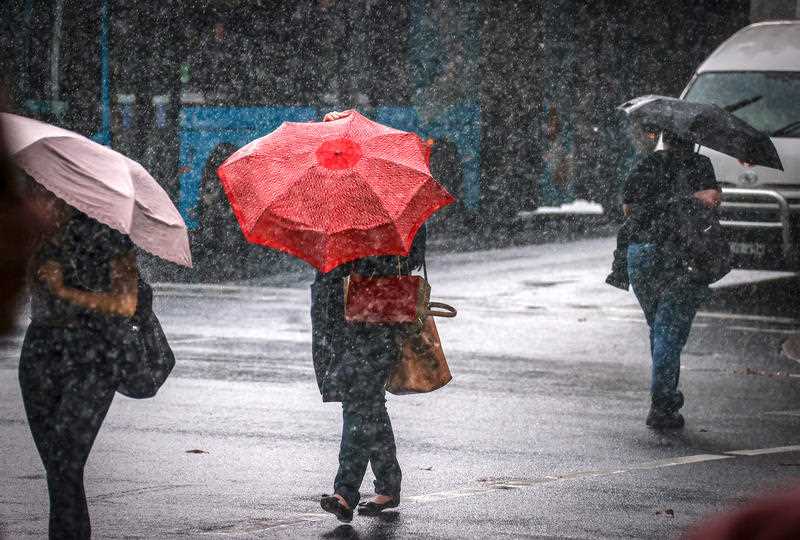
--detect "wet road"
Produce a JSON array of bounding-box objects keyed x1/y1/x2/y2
[{"x1": 2, "y1": 236, "x2": 800, "y2": 539}]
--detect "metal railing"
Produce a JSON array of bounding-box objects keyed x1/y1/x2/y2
[{"x1": 720, "y1": 187, "x2": 793, "y2": 262}]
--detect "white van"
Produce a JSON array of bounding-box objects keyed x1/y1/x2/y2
[{"x1": 680, "y1": 21, "x2": 800, "y2": 270}]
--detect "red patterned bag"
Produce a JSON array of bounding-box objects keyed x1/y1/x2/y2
[{"x1": 343, "y1": 274, "x2": 431, "y2": 324}]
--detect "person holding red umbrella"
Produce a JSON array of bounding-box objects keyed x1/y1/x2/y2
[
  {"x1": 314, "y1": 111, "x2": 422, "y2": 521},
  {"x1": 218, "y1": 109, "x2": 453, "y2": 522},
  {"x1": 312, "y1": 219, "x2": 426, "y2": 522}
]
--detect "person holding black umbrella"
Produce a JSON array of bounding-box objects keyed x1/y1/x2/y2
[
  {"x1": 613, "y1": 95, "x2": 784, "y2": 429},
  {"x1": 621, "y1": 129, "x2": 721, "y2": 429}
]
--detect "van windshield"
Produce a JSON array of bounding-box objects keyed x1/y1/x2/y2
[{"x1": 684, "y1": 72, "x2": 800, "y2": 138}]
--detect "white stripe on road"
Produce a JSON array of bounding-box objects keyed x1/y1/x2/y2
[
  {"x1": 605, "y1": 306, "x2": 799, "y2": 325},
  {"x1": 406, "y1": 454, "x2": 733, "y2": 504},
  {"x1": 624, "y1": 454, "x2": 734, "y2": 469},
  {"x1": 727, "y1": 326, "x2": 797, "y2": 335},
  {"x1": 698, "y1": 311, "x2": 798, "y2": 325},
  {"x1": 726, "y1": 445, "x2": 800, "y2": 456},
  {"x1": 198, "y1": 444, "x2": 800, "y2": 535},
  {"x1": 764, "y1": 409, "x2": 800, "y2": 416}
]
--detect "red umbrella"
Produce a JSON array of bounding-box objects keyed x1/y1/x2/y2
[{"x1": 217, "y1": 110, "x2": 454, "y2": 272}]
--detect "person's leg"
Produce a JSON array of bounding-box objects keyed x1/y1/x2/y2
[
  {"x1": 19, "y1": 327, "x2": 63, "y2": 485},
  {"x1": 334, "y1": 399, "x2": 381, "y2": 509},
  {"x1": 44, "y1": 360, "x2": 116, "y2": 540},
  {"x1": 369, "y1": 401, "x2": 401, "y2": 502},
  {"x1": 649, "y1": 282, "x2": 702, "y2": 414},
  {"x1": 331, "y1": 324, "x2": 399, "y2": 511}
]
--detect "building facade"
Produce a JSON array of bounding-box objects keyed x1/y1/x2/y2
[{"x1": 1, "y1": 0, "x2": 766, "y2": 232}]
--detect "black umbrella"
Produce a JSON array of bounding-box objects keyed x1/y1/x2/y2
[{"x1": 618, "y1": 95, "x2": 783, "y2": 171}]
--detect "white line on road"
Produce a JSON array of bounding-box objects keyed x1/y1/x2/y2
[
  {"x1": 727, "y1": 326, "x2": 797, "y2": 335},
  {"x1": 726, "y1": 445, "x2": 800, "y2": 456},
  {"x1": 197, "y1": 444, "x2": 800, "y2": 535},
  {"x1": 406, "y1": 454, "x2": 733, "y2": 504},
  {"x1": 764, "y1": 409, "x2": 800, "y2": 416},
  {"x1": 624, "y1": 454, "x2": 734, "y2": 469},
  {"x1": 697, "y1": 310, "x2": 798, "y2": 325},
  {"x1": 605, "y1": 307, "x2": 799, "y2": 326}
]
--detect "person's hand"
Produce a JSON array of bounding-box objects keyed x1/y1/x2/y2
[
  {"x1": 693, "y1": 189, "x2": 721, "y2": 208},
  {"x1": 323, "y1": 110, "x2": 353, "y2": 122},
  {"x1": 37, "y1": 260, "x2": 64, "y2": 293}
]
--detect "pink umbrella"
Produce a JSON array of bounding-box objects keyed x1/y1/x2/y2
[{"x1": 2, "y1": 113, "x2": 191, "y2": 267}]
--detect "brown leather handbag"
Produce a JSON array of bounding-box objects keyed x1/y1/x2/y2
[
  {"x1": 386, "y1": 307, "x2": 455, "y2": 395},
  {"x1": 343, "y1": 258, "x2": 457, "y2": 394}
]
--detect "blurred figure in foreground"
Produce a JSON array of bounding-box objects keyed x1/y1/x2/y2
[
  {"x1": 0, "y1": 104, "x2": 40, "y2": 334},
  {"x1": 684, "y1": 485, "x2": 800, "y2": 539}
]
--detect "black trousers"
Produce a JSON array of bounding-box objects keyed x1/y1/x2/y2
[
  {"x1": 19, "y1": 324, "x2": 118, "y2": 540},
  {"x1": 334, "y1": 398, "x2": 402, "y2": 509}
]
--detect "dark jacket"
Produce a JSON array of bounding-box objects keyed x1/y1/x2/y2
[
  {"x1": 622, "y1": 150, "x2": 718, "y2": 245},
  {"x1": 607, "y1": 150, "x2": 721, "y2": 289},
  {"x1": 310, "y1": 227, "x2": 426, "y2": 403}
]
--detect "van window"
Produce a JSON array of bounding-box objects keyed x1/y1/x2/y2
[{"x1": 684, "y1": 72, "x2": 800, "y2": 138}]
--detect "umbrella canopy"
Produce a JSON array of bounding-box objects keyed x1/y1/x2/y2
[
  {"x1": 618, "y1": 95, "x2": 783, "y2": 171},
  {"x1": 2, "y1": 113, "x2": 191, "y2": 267},
  {"x1": 217, "y1": 110, "x2": 454, "y2": 272}
]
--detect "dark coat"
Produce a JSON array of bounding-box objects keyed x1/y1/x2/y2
[
  {"x1": 607, "y1": 150, "x2": 720, "y2": 284},
  {"x1": 621, "y1": 150, "x2": 718, "y2": 245},
  {"x1": 310, "y1": 227, "x2": 426, "y2": 403}
]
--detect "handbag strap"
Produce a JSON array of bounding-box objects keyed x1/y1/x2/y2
[{"x1": 427, "y1": 302, "x2": 457, "y2": 318}]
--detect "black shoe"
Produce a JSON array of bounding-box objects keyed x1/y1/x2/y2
[
  {"x1": 357, "y1": 497, "x2": 400, "y2": 515},
  {"x1": 321, "y1": 494, "x2": 354, "y2": 523},
  {"x1": 646, "y1": 409, "x2": 685, "y2": 430}
]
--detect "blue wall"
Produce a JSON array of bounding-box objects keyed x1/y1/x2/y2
[{"x1": 177, "y1": 104, "x2": 481, "y2": 228}]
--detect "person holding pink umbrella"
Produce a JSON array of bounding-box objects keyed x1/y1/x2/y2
[
  {"x1": 19, "y1": 178, "x2": 138, "y2": 539},
  {"x1": 4, "y1": 112, "x2": 190, "y2": 539}
]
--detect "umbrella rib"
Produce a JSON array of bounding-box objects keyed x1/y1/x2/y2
[
  {"x1": 358, "y1": 140, "x2": 430, "y2": 176},
  {"x1": 231, "y1": 157, "x2": 316, "y2": 235},
  {"x1": 358, "y1": 156, "x2": 432, "y2": 188},
  {"x1": 328, "y1": 171, "x2": 398, "y2": 235}
]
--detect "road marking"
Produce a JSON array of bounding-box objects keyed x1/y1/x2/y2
[
  {"x1": 406, "y1": 454, "x2": 734, "y2": 504},
  {"x1": 727, "y1": 326, "x2": 797, "y2": 335},
  {"x1": 193, "y1": 445, "x2": 800, "y2": 535},
  {"x1": 726, "y1": 445, "x2": 800, "y2": 456},
  {"x1": 626, "y1": 454, "x2": 734, "y2": 469},
  {"x1": 605, "y1": 306, "x2": 799, "y2": 325},
  {"x1": 169, "y1": 336, "x2": 221, "y2": 345},
  {"x1": 89, "y1": 483, "x2": 193, "y2": 502},
  {"x1": 764, "y1": 409, "x2": 800, "y2": 416}
]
